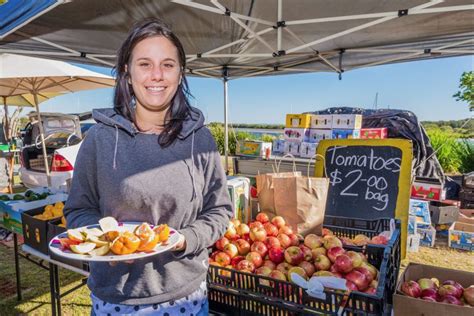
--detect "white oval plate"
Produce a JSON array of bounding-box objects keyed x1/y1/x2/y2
[{"x1": 48, "y1": 223, "x2": 180, "y2": 262}]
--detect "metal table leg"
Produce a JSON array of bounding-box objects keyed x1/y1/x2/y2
[
  {"x1": 49, "y1": 262, "x2": 57, "y2": 316},
  {"x1": 13, "y1": 233, "x2": 22, "y2": 301},
  {"x1": 54, "y1": 264, "x2": 62, "y2": 316}
]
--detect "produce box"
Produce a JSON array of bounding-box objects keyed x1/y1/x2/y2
[
  {"x1": 411, "y1": 178, "x2": 444, "y2": 201},
  {"x1": 310, "y1": 114, "x2": 333, "y2": 129},
  {"x1": 283, "y1": 141, "x2": 300, "y2": 156},
  {"x1": 407, "y1": 234, "x2": 420, "y2": 252},
  {"x1": 360, "y1": 128, "x2": 388, "y2": 139},
  {"x1": 332, "y1": 129, "x2": 360, "y2": 139},
  {"x1": 272, "y1": 139, "x2": 285, "y2": 154},
  {"x1": 332, "y1": 114, "x2": 362, "y2": 129},
  {"x1": 394, "y1": 263, "x2": 474, "y2": 316},
  {"x1": 227, "y1": 176, "x2": 251, "y2": 224},
  {"x1": 21, "y1": 207, "x2": 60, "y2": 254},
  {"x1": 448, "y1": 221, "x2": 474, "y2": 251},
  {"x1": 283, "y1": 127, "x2": 309, "y2": 143},
  {"x1": 285, "y1": 113, "x2": 312, "y2": 128},
  {"x1": 209, "y1": 216, "x2": 402, "y2": 315},
  {"x1": 1, "y1": 191, "x2": 68, "y2": 234},
  {"x1": 299, "y1": 141, "x2": 317, "y2": 158},
  {"x1": 416, "y1": 225, "x2": 436, "y2": 247},
  {"x1": 409, "y1": 199, "x2": 431, "y2": 229},
  {"x1": 459, "y1": 209, "x2": 474, "y2": 225},
  {"x1": 429, "y1": 202, "x2": 459, "y2": 224},
  {"x1": 308, "y1": 129, "x2": 332, "y2": 142},
  {"x1": 236, "y1": 141, "x2": 272, "y2": 158}
]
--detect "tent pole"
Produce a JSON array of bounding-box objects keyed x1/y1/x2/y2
[
  {"x1": 33, "y1": 92, "x2": 51, "y2": 187},
  {"x1": 223, "y1": 72, "x2": 229, "y2": 174},
  {"x1": 2, "y1": 96, "x2": 9, "y2": 141}
]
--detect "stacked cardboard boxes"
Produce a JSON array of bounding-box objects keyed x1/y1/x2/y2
[{"x1": 408, "y1": 199, "x2": 436, "y2": 249}]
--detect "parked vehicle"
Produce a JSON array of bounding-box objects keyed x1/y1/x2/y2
[{"x1": 19, "y1": 112, "x2": 87, "y2": 190}]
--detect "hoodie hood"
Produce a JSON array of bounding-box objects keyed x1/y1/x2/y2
[{"x1": 92, "y1": 106, "x2": 205, "y2": 139}]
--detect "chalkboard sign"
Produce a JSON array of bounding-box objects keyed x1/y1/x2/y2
[{"x1": 315, "y1": 139, "x2": 413, "y2": 257}]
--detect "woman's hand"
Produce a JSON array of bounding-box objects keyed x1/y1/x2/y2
[{"x1": 172, "y1": 233, "x2": 186, "y2": 252}]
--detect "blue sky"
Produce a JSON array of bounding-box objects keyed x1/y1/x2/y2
[{"x1": 35, "y1": 55, "x2": 473, "y2": 124}]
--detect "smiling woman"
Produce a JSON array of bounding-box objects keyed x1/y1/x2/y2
[{"x1": 63, "y1": 18, "x2": 233, "y2": 316}]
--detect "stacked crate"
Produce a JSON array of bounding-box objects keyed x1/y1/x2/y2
[{"x1": 460, "y1": 172, "x2": 474, "y2": 209}]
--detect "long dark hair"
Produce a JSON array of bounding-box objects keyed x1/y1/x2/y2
[{"x1": 113, "y1": 18, "x2": 192, "y2": 147}]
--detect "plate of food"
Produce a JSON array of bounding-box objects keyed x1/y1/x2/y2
[{"x1": 48, "y1": 217, "x2": 180, "y2": 262}]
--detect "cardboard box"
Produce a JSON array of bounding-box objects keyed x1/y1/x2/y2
[
  {"x1": 21, "y1": 207, "x2": 60, "y2": 254},
  {"x1": 360, "y1": 128, "x2": 388, "y2": 139},
  {"x1": 408, "y1": 215, "x2": 416, "y2": 235},
  {"x1": 227, "y1": 176, "x2": 251, "y2": 224},
  {"x1": 331, "y1": 129, "x2": 360, "y2": 139},
  {"x1": 283, "y1": 141, "x2": 301, "y2": 156},
  {"x1": 394, "y1": 263, "x2": 474, "y2": 316},
  {"x1": 285, "y1": 114, "x2": 312, "y2": 128},
  {"x1": 448, "y1": 221, "x2": 474, "y2": 251},
  {"x1": 308, "y1": 129, "x2": 332, "y2": 142},
  {"x1": 409, "y1": 199, "x2": 431, "y2": 228},
  {"x1": 1, "y1": 192, "x2": 68, "y2": 234},
  {"x1": 272, "y1": 139, "x2": 285, "y2": 154},
  {"x1": 283, "y1": 128, "x2": 309, "y2": 143},
  {"x1": 407, "y1": 234, "x2": 420, "y2": 252},
  {"x1": 459, "y1": 209, "x2": 474, "y2": 225},
  {"x1": 411, "y1": 178, "x2": 445, "y2": 201},
  {"x1": 331, "y1": 114, "x2": 362, "y2": 129},
  {"x1": 299, "y1": 141, "x2": 318, "y2": 158},
  {"x1": 416, "y1": 225, "x2": 436, "y2": 247},
  {"x1": 310, "y1": 114, "x2": 333, "y2": 129},
  {"x1": 236, "y1": 141, "x2": 272, "y2": 158},
  {"x1": 429, "y1": 202, "x2": 459, "y2": 224}
]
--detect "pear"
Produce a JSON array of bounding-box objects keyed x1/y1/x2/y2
[
  {"x1": 88, "y1": 244, "x2": 110, "y2": 256},
  {"x1": 70, "y1": 242, "x2": 97, "y2": 254},
  {"x1": 87, "y1": 235, "x2": 110, "y2": 247},
  {"x1": 99, "y1": 217, "x2": 119, "y2": 233},
  {"x1": 85, "y1": 227, "x2": 104, "y2": 237},
  {"x1": 67, "y1": 229, "x2": 85, "y2": 242}
]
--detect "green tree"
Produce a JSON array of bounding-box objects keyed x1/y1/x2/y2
[{"x1": 453, "y1": 71, "x2": 473, "y2": 111}]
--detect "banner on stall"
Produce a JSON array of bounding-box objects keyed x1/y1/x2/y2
[{"x1": 315, "y1": 139, "x2": 412, "y2": 258}]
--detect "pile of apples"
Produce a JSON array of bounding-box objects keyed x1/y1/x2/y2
[
  {"x1": 401, "y1": 278, "x2": 474, "y2": 307},
  {"x1": 340, "y1": 233, "x2": 389, "y2": 247},
  {"x1": 209, "y1": 213, "x2": 380, "y2": 294}
]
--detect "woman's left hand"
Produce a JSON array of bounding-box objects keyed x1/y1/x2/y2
[{"x1": 172, "y1": 233, "x2": 186, "y2": 251}]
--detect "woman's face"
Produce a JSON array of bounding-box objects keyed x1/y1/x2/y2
[{"x1": 128, "y1": 36, "x2": 181, "y2": 113}]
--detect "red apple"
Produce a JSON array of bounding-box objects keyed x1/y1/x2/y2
[
  {"x1": 241, "y1": 233, "x2": 250, "y2": 242},
  {"x1": 417, "y1": 278, "x2": 438, "y2": 291},
  {"x1": 276, "y1": 262, "x2": 293, "y2": 276},
  {"x1": 265, "y1": 236, "x2": 281, "y2": 249},
  {"x1": 438, "y1": 284, "x2": 462, "y2": 299},
  {"x1": 334, "y1": 254, "x2": 353, "y2": 273},
  {"x1": 323, "y1": 235, "x2": 343, "y2": 250},
  {"x1": 210, "y1": 250, "x2": 219, "y2": 261},
  {"x1": 311, "y1": 247, "x2": 327, "y2": 259},
  {"x1": 269, "y1": 270, "x2": 287, "y2": 281},
  {"x1": 277, "y1": 233, "x2": 292, "y2": 249},
  {"x1": 271, "y1": 216, "x2": 286, "y2": 228},
  {"x1": 352, "y1": 234, "x2": 370, "y2": 246},
  {"x1": 215, "y1": 252, "x2": 231, "y2": 266},
  {"x1": 236, "y1": 259, "x2": 255, "y2": 273},
  {"x1": 249, "y1": 221, "x2": 264, "y2": 230},
  {"x1": 263, "y1": 222, "x2": 279, "y2": 237},
  {"x1": 284, "y1": 246, "x2": 304, "y2": 265},
  {"x1": 304, "y1": 234, "x2": 323, "y2": 249},
  {"x1": 360, "y1": 262, "x2": 378, "y2": 280},
  {"x1": 262, "y1": 259, "x2": 276, "y2": 270},
  {"x1": 313, "y1": 254, "x2": 331, "y2": 271},
  {"x1": 354, "y1": 267, "x2": 374, "y2": 284},
  {"x1": 236, "y1": 223, "x2": 250, "y2": 236},
  {"x1": 234, "y1": 239, "x2": 251, "y2": 256},
  {"x1": 346, "y1": 251, "x2": 363, "y2": 268},
  {"x1": 364, "y1": 287, "x2": 377, "y2": 295},
  {"x1": 288, "y1": 266, "x2": 308, "y2": 283},
  {"x1": 249, "y1": 227, "x2": 267, "y2": 242},
  {"x1": 370, "y1": 235, "x2": 388, "y2": 245},
  {"x1": 442, "y1": 280, "x2": 463, "y2": 296},
  {"x1": 299, "y1": 245, "x2": 313, "y2": 262},
  {"x1": 256, "y1": 212, "x2": 270, "y2": 224},
  {"x1": 313, "y1": 271, "x2": 334, "y2": 277},
  {"x1": 327, "y1": 246, "x2": 345, "y2": 263},
  {"x1": 251, "y1": 241, "x2": 268, "y2": 258},
  {"x1": 223, "y1": 243, "x2": 238, "y2": 258},
  {"x1": 279, "y1": 226, "x2": 294, "y2": 235},
  {"x1": 439, "y1": 295, "x2": 463, "y2": 305},
  {"x1": 322, "y1": 228, "x2": 333, "y2": 236},
  {"x1": 224, "y1": 225, "x2": 238, "y2": 240},
  {"x1": 401, "y1": 281, "x2": 422, "y2": 298},
  {"x1": 287, "y1": 233, "x2": 300, "y2": 246},
  {"x1": 268, "y1": 247, "x2": 285, "y2": 264},
  {"x1": 421, "y1": 288, "x2": 439, "y2": 301},
  {"x1": 255, "y1": 266, "x2": 272, "y2": 276},
  {"x1": 246, "y1": 251, "x2": 263, "y2": 268},
  {"x1": 230, "y1": 218, "x2": 241, "y2": 228},
  {"x1": 230, "y1": 255, "x2": 245, "y2": 268},
  {"x1": 298, "y1": 261, "x2": 316, "y2": 277},
  {"x1": 463, "y1": 285, "x2": 474, "y2": 306},
  {"x1": 345, "y1": 270, "x2": 369, "y2": 291},
  {"x1": 345, "y1": 280, "x2": 358, "y2": 291},
  {"x1": 215, "y1": 237, "x2": 230, "y2": 251}
]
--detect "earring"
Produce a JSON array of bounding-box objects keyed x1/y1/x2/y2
[{"x1": 130, "y1": 96, "x2": 136, "y2": 109}]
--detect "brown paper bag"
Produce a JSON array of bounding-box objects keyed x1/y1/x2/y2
[
  {"x1": 273, "y1": 175, "x2": 329, "y2": 236},
  {"x1": 256, "y1": 171, "x2": 301, "y2": 218}
]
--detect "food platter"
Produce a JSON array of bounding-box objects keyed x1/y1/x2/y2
[{"x1": 48, "y1": 223, "x2": 180, "y2": 262}]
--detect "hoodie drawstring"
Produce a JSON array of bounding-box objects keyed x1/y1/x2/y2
[
  {"x1": 113, "y1": 125, "x2": 119, "y2": 170},
  {"x1": 190, "y1": 130, "x2": 197, "y2": 200}
]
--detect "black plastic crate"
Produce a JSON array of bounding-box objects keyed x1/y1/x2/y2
[
  {"x1": 21, "y1": 207, "x2": 59, "y2": 254},
  {"x1": 208, "y1": 216, "x2": 401, "y2": 315}
]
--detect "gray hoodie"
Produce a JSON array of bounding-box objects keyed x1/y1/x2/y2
[{"x1": 64, "y1": 107, "x2": 233, "y2": 305}]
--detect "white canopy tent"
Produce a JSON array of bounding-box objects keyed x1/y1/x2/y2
[{"x1": 1, "y1": 0, "x2": 472, "y2": 170}]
